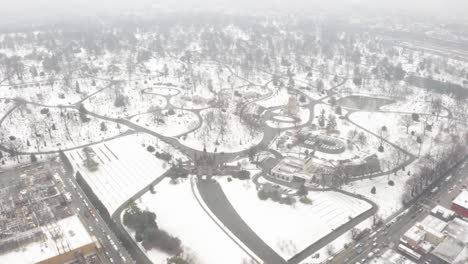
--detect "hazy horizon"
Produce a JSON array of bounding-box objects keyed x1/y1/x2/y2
[{"x1": 1, "y1": 0, "x2": 468, "y2": 24}]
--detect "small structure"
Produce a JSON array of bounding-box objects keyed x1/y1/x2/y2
[
  {"x1": 431, "y1": 205, "x2": 456, "y2": 221},
  {"x1": 270, "y1": 156, "x2": 334, "y2": 186},
  {"x1": 402, "y1": 215, "x2": 447, "y2": 252},
  {"x1": 451, "y1": 190, "x2": 468, "y2": 217}
]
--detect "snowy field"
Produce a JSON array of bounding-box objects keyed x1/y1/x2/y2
[
  {"x1": 349, "y1": 111, "x2": 459, "y2": 158},
  {"x1": 181, "y1": 107, "x2": 263, "y2": 153},
  {"x1": 65, "y1": 135, "x2": 174, "y2": 213},
  {"x1": 132, "y1": 177, "x2": 254, "y2": 264},
  {"x1": 218, "y1": 178, "x2": 372, "y2": 259},
  {"x1": 343, "y1": 172, "x2": 409, "y2": 219},
  {"x1": 256, "y1": 87, "x2": 290, "y2": 108},
  {"x1": 131, "y1": 109, "x2": 200, "y2": 137},
  {"x1": 299, "y1": 218, "x2": 374, "y2": 263}
]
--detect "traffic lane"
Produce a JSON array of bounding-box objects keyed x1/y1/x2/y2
[
  {"x1": 62, "y1": 173, "x2": 129, "y2": 263},
  {"x1": 69, "y1": 189, "x2": 121, "y2": 263},
  {"x1": 339, "y1": 160, "x2": 468, "y2": 264}
]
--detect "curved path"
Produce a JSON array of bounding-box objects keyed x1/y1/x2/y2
[
  {"x1": 196, "y1": 178, "x2": 287, "y2": 264},
  {"x1": 0, "y1": 52, "x2": 421, "y2": 264}
]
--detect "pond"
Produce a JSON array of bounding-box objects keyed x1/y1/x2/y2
[{"x1": 337, "y1": 96, "x2": 394, "y2": 111}]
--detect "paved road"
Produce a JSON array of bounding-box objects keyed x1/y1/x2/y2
[
  {"x1": 111, "y1": 169, "x2": 175, "y2": 264},
  {"x1": 331, "y1": 156, "x2": 468, "y2": 264},
  {"x1": 60, "y1": 154, "x2": 133, "y2": 264},
  {"x1": 288, "y1": 189, "x2": 377, "y2": 264},
  {"x1": 196, "y1": 178, "x2": 287, "y2": 264}
]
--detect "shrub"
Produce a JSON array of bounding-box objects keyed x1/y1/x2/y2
[
  {"x1": 141, "y1": 228, "x2": 182, "y2": 255},
  {"x1": 300, "y1": 196, "x2": 312, "y2": 204},
  {"x1": 371, "y1": 186, "x2": 376, "y2": 194},
  {"x1": 282, "y1": 196, "x2": 296, "y2": 205},
  {"x1": 388, "y1": 180, "x2": 395, "y2": 186},
  {"x1": 147, "y1": 145, "x2": 156, "y2": 152},
  {"x1": 233, "y1": 170, "x2": 250, "y2": 180},
  {"x1": 378, "y1": 145, "x2": 384, "y2": 152},
  {"x1": 257, "y1": 189, "x2": 268, "y2": 200},
  {"x1": 270, "y1": 190, "x2": 282, "y2": 202},
  {"x1": 155, "y1": 152, "x2": 172, "y2": 161}
]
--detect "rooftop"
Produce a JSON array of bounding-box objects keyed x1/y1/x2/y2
[
  {"x1": 431, "y1": 205, "x2": 455, "y2": 220},
  {"x1": 432, "y1": 237, "x2": 465, "y2": 264},
  {"x1": 0, "y1": 215, "x2": 96, "y2": 264},
  {"x1": 369, "y1": 249, "x2": 415, "y2": 264},
  {"x1": 420, "y1": 215, "x2": 448, "y2": 233},
  {"x1": 403, "y1": 225, "x2": 425, "y2": 242},
  {"x1": 445, "y1": 218, "x2": 468, "y2": 243},
  {"x1": 452, "y1": 190, "x2": 468, "y2": 209}
]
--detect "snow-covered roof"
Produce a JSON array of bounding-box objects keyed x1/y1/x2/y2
[
  {"x1": 420, "y1": 215, "x2": 448, "y2": 233},
  {"x1": 271, "y1": 157, "x2": 305, "y2": 175},
  {"x1": 0, "y1": 215, "x2": 96, "y2": 264},
  {"x1": 370, "y1": 249, "x2": 415, "y2": 264},
  {"x1": 453, "y1": 246, "x2": 468, "y2": 264},
  {"x1": 445, "y1": 218, "x2": 468, "y2": 243},
  {"x1": 432, "y1": 237, "x2": 466, "y2": 264},
  {"x1": 453, "y1": 190, "x2": 468, "y2": 209},
  {"x1": 403, "y1": 225, "x2": 425, "y2": 243},
  {"x1": 431, "y1": 205, "x2": 455, "y2": 220}
]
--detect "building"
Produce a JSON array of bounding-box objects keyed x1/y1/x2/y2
[
  {"x1": 431, "y1": 205, "x2": 456, "y2": 221},
  {"x1": 402, "y1": 215, "x2": 447, "y2": 252},
  {"x1": 444, "y1": 218, "x2": 468, "y2": 243},
  {"x1": 0, "y1": 215, "x2": 100, "y2": 264},
  {"x1": 431, "y1": 236, "x2": 467, "y2": 264},
  {"x1": 451, "y1": 190, "x2": 468, "y2": 217},
  {"x1": 369, "y1": 249, "x2": 416, "y2": 264},
  {"x1": 269, "y1": 156, "x2": 334, "y2": 186}
]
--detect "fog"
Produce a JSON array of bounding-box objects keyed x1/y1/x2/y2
[{"x1": 2, "y1": 0, "x2": 468, "y2": 21}]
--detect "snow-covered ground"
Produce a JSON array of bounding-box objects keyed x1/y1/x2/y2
[
  {"x1": 218, "y1": 177, "x2": 372, "y2": 259},
  {"x1": 343, "y1": 171, "x2": 409, "y2": 219},
  {"x1": 181, "y1": 107, "x2": 263, "y2": 153},
  {"x1": 130, "y1": 177, "x2": 254, "y2": 264},
  {"x1": 131, "y1": 109, "x2": 200, "y2": 137},
  {"x1": 298, "y1": 218, "x2": 374, "y2": 263},
  {"x1": 256, "y1": 87, "x2": 290, "y2": 108},
  {"x1": 65, "y1": 134, "x2": 178, "y2": 213},
  {"x1": 266, "y1": 107, "x2": 310, "y2": 129},
  {"x1": 349, "y1": 110, "x2": 459, "y2": 159},
  {"x1": 0, "y1": 105, "x2": 122, "y2": 153}
]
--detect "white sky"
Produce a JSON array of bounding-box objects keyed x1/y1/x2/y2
[{"x1": 0, "y1": 0, "x2": 467, "y2": 22}]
